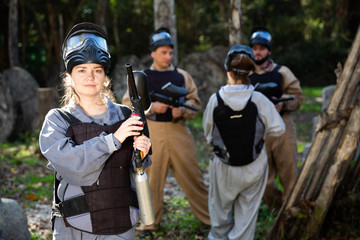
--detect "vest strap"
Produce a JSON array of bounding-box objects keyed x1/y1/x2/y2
[
  {"x1": 53, "y1": 188, "x2": 139, "y2": 219},
  {"x1": 58, "y1": 195, "x2": 89, "y2": 218}
]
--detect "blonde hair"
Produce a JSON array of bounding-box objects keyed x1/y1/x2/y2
[{"x1": 60, "y1": 72, "x2": 115, "y2": 106}]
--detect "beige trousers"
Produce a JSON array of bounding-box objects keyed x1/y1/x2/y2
[
  {"x1": 139, "y1": 119, "x2": 210, "y2": 230},
  {"x1": 262, "y1": 112, "x2": 298, "y2": 211}
]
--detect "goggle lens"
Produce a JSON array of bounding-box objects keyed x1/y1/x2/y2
[
  {"x1": 151, "y1": 32, "x2": 171, "y2": 42},
  {"x1": 251, "y1": 31, "x2": 272, "y2": 42},
  {"x1": 64, "y1": 33, "x2": 109, "y2": 58}
]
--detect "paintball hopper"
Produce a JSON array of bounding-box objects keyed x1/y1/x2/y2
[
  {"x1": 161, "y1": 82, "x2": 187, "y2": 98},
  {"x1": 254, "y1": 82, "x2": 296, "y2": 104},
  {"x1": 131, "y1": 71, "x2": 151, "y2": 112},
  {"x1": 254, "y1": 82, "x2": 278, "y2": 98}
]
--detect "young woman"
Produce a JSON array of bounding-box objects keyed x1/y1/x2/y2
[
  {"x1": 39, "y1": 22, "x2": 151, "y2": 239},
  {"x1": 202, "y1": 44, "x2": 285, "y2": 240}
]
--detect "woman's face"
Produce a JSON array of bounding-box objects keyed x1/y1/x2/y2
[{"x1": 70, "y1": 63, "x2": 105, "y2": 100}]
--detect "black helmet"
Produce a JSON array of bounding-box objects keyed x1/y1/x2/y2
[
  {"x1": 149, "y1": 28, "x2": 174, "y2": 52},
  {"x1": 249, "y1": 30, "x2": 272, "y2": 50},
  {"x1": 224, "y1": 44, "x2": 254, "y2": 74},
  {"x1": 62, "y1": 22, "x2": 111, "y2": 73}
]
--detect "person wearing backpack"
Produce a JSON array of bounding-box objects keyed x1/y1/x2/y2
[
  {"x1": 39, "y1": 22, "x2": 152, "y2": 239},
  {"x1": 202, "y1": 44, "x2": 285, "y2": 240}
]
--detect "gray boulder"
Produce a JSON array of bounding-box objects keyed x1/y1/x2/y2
[
  {"x1": 179, "y1": 45, "x2": 228, "y2": 109},
  {"x1": 0, "y1": 73, "x2": 15, "y2": 143},
  {"x1": 3, "y1": 67, "x2": 39, "y2": 139},
  {"x1": 0, "y1": 197, "x2": 31, "y2": 240}
]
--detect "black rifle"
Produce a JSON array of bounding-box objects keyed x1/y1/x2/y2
[
  {"x1": 254, "y1": 82, "x2": 296, "y2": 104},
  {"x1": 150, "y1": 82, "x2": 199, "y2": 112},
  {"x1": 125, "y1": 63, "x2": 150, "y2": 168},
  {"x1": 125, "y1": 63, "x2": 155, "y2": 225}
]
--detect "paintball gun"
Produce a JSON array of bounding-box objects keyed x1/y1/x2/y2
[
  {"x1": 150, "y1": 82, "x2": 199, "y2": 112},
  {"x1": 254, "y1": 82, "x2": 296, "y2": 104},
  {"x1": 125, "y1": 63, "x2": 155, "y2": 226}
]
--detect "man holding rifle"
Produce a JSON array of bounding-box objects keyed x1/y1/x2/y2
[
  {"x1": 122, "y1": 27, "x2": 210, "y2": 238},
  {"x1": 249, "y1": 28, "x2": 304, "y2": 213}
]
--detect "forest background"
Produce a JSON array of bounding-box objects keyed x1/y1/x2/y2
[
  {"x1": 1, "y1": 0, "x2": 360, "y2": 239},
  {"x1": 1, "y1": 0, "x2": 359, "y2": 89}
]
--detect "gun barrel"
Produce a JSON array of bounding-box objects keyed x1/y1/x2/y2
[
  {"x1": 272, "y1": 96, "x2": 296, "y2": 104},
  {"x1": 125, "y1": 63, "x2": 139, "y2": 100},
  {"x1": 150, "y1": 92, "x2": 199, "y2": 111}
]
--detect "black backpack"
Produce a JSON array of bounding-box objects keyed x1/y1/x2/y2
[{"x1": 212, "y1": 91, "x2": 265, "y2": 166}]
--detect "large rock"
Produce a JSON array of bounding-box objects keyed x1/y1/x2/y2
[
  {"x1": 321, "y1": 85, "x2": 336, "y2": 112},
  {"x1": 179, "y1": 46, "x2": 228, "y2": 109},
  {"x1": 3, "y1": 67, "x2": 39, "y2": 139},
  {"x1": 0, "y1": 73, "x2": 15, "y2": 143},
  {"x1": 0, "y1": 197, "x2": 31, "y2": 240},
  {"x1": 111, "y1": 55, "x2": 151, "y2": 102}
]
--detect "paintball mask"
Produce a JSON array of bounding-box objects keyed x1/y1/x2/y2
[
  {"x1": 224, "y1": 44, "x2": 254, "y2": 75},
  {"x1": 149, "y1": 31, "x2": 174, "y2": 52},
  {"x1": 62, "y1": 22, "x2": 111, "y2": 73},
  {"x1": 249, "y1": 30, "x2": 272, "y2": 50}
]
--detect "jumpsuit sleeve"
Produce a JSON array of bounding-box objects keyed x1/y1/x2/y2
[
  {"x1": 178, "y1": 68, "x2": 202, "y2": 120},
  {"x1": 279, "y1": 65, "x2": 304, "y2": 112},
  {"x1": 253, "y1": 92, "x2": 285, "y2": 137},
  {"x1": 202, "y1": 93, "x2": 217, "y2": 144},
  {"x1": 39, "y1": 109, "x2": 119, "y2": 186}
]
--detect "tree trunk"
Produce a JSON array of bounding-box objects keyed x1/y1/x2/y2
[
  {"x1": 46, "y1": 0, "x2": 60, "y2": 65},
  {"x1": 8, "y1": 0, "x2": 19, "y2": 67},
  {"x1": 96, "y1": 0, "x2": 107, "y2": 31},
  {"x1": 268, "y1": 25, "x2": 360, "y2": 239},
  {"x1": 113, "y1": 14, "x2": 121, "y2": 60},
  {"x1": 306, "y1": 90, "x2": 360, "y2": 236},
  {"x1": 229, "y1": 0, "x2": 241, "y2": 46},
  {"x1": 154, "y1": 0, "x2": 178, "y2": 66}
]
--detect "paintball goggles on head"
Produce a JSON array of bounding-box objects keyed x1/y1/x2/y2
[
  {"x1": 150, "y1": 82, "x2": 199, "y2": 112},
  {"x1": 254, "y1": 82, "x2": 296, "y2": 104}
]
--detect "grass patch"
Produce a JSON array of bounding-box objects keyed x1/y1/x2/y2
[
  {"x1": 302, "y1": 86, "x2": 323, "y2": 98},
  {"x1": 298, "y1": 86, "x2": 323, "y2": 113},
  {"x1": 138, "y1": 195, "x2": 276, "y2": 240},
  {"x1": 0, "y1": 131, "x2": 53, "y2": 207},
  {"x1": 299, "y1": 101, "x2": 322, "y2": 113},
  {"x1": 255, "y1": 203, "x2": 277, "y2": 239}
]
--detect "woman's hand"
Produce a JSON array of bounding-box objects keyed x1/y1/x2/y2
[
  {"x1": 133, "y1": 135, "x2": 151, "y2": 157},
  {"x1": 113, "y1": 115, "x2": 143, "y2": 143}
]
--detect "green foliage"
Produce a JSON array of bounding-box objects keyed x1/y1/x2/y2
[
  {"x1": 150, "y1": 196, "x2": 210, "y2": 239},
  {"x1": 186, "y1": 113, "x2": 212, "y2": 171},
  {"x1": 255, "y1": 203, "x2": 277, "y2": 240},
  {"x1": 1, "y1": 0, "x2": 357, "y2": 87},
  {"x1": 0, "y1": 131, "x2": 53, "y2": 207},
  {"x1": 302, "y1": 86, "x2": 323, "y2": 98}
]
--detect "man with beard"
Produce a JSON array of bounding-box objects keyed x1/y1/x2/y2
[{"x1": 248, "y1": 28, "x2": 304, "y2": 213}]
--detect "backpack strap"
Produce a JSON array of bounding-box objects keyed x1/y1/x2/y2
[
  {"x1": 215, "y1": 91, "x2": 224, "y2": 106},
  {"x1": 273, "y1": 64, "x2": 282, "y2": 72}
]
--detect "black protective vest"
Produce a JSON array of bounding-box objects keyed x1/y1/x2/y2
[
  {"x1": 53, "y1": 108, "x2": 138, "y2": 235},
  {"x1": 145, "y1": 68, "x2": 185, "y2": 121},
  {"x1": 212, "y1": 92, "x2": 265, "y2": 166},
  {"x1": 249, "y1": 65, "x2": 283, "y2": 98}
]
